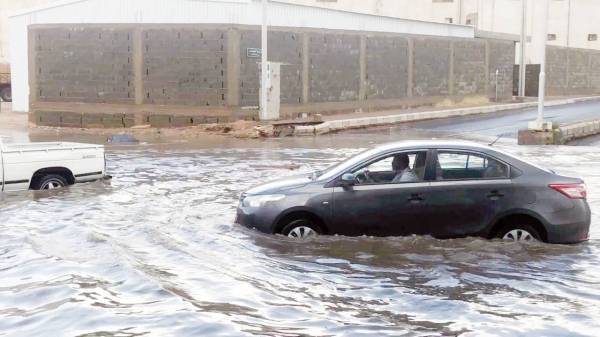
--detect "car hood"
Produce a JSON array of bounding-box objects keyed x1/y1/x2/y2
[{"x1": 245, "y1": 174, "x2": 313, "y2": 195}]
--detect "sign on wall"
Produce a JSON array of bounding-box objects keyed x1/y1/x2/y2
[{"x1": 246, "y1": 48, "x2": 262, "y2": 58}]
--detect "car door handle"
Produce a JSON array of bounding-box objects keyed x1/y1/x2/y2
[
  {"x1": 408, "y1": 194, "x2": 424, "y2": 203},
  {"x1": 487, "y1": 190, "x2": 505, "y2": 200}
]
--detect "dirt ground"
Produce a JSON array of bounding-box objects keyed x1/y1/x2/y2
[{"x1": 0, "y1": 103, "x2": 274, "y2": 145}]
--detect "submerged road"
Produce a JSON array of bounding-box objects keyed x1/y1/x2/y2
[
  {"x1": 2, "y1": 101, "x2": 600, "y2": 336},
  {"x1": 2, "y1": 137, "x2": 600, "y2": 336},
  {"x1": 375, "y1": 99, "x2": 600, "y2": 145}
]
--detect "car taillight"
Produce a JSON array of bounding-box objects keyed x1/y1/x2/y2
[{"x1": 549, "y1": 183, "x2": 587, "y2": 199}]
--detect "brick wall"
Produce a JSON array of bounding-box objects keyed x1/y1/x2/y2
[
  {"x1": 412, "y1": 38, "x2": 450, "y2": 97},
  {"x1": 590, "y1": 53, "x2": 600, "y2": 89},
  {"x1": 546, "y1": 46, "x2": 600, "y2": 96},
  {"x1": 34, "y1": 27, "x2": 134, "y2": 103},
  {"x1": 309, "y1": 33, "x2": 360, "y2": 102},
  {"x1": 453, "y1": 40, "x2": 486, "y2": 95},
  {"x1": 545, "y1": 47, "x2": 568, "y2": 95},
  {"x1": 30, "y1": 23, "x2": 520, "y2": 127},
  {"x1": 143, "y1": 28, "x2": 228, "y2": 106},
  {"x1": 365, "y1": 36, "x2": 409, "y2": 100}
]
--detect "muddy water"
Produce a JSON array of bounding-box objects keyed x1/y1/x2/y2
[{"x1": 1, "y1": 136, "x2": 599, "y2": 337}]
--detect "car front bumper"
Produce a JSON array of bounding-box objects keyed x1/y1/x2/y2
[{"x1": 235, "y1": 205, "x2": 278, "y2": 234}]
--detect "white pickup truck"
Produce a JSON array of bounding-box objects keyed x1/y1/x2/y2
[{"x1": 0, "y1": 139, "x2": 109, "y2": 192}]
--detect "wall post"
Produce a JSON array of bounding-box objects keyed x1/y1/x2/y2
[
  {"x1": 587, "y1": 51, "x2": 593, "y2": 92},
  {"x1": 359, "y1": 35, "x2": 367, "y2": 101},
  {"x1": 448, "y1": 40, "x2": 455, "y2": 96},
  {"x1": 28, "y1": 27, "x2": 38, "y2": 106},
  {"x1": 407, "y1": 37, "x2": 414, "y2": 97},
  {"x1": 132, "y1": 27, "x2": 144, "y2": 106},
  {"x1": 226, "y1": 28, "x2": 241, "y2": 106},
  {"x1": 484, "y1": 39, "x2": 490, "y2": 96},
  {"x1": 302, "y1": 32, "x2": 310, "y2": 104},
  {"x1": 565, "y1": 48, "x2": 571, "y2": 96}
]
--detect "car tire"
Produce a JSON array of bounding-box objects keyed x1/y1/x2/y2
[
  {"x1": 497, "y1": 223, "x2": 541, "y2": 242},
  {"x1": 0, "y1": 87, "x2": 11, "y2": 102},
  {"x1": 32, "y1": 174, "x2": 68, "y2": 190},
  {"x1": 281, "y1": 219, "x2": 322, "y2": 239}
]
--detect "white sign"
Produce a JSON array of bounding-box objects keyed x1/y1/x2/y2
[{"x1": 247, "y1": 48, "x2": 262, "y2": 58}]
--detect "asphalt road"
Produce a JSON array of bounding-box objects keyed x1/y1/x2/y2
[{"x1": 386, "y1": 100, "x2": 600, "y2": 145}]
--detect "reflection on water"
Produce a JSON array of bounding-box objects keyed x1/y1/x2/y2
[{"x1": 1, "y1": 141, "x2": 599, "y2": 337}]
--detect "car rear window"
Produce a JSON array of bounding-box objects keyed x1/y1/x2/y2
[{"x1": 436, "y1": 151, "x2": 509, "y2": 180}]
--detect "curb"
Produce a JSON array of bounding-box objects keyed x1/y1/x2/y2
[
  {"x1": 557, "y1": 119, "x2": 600, "y2": 144},
  {"x1": 293, "y1": 95, "x2": 600, "y2": 136}
]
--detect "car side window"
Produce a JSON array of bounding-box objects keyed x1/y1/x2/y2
[
  {"x1": 436, "y1": 151, "x2": 509, "y2": 180},
  {"x1": 365, "y1": 156, "x2": 394, "y2": 173},
  {"x1": 352, "y1": 151, "x2": 427, "y2": 185}
]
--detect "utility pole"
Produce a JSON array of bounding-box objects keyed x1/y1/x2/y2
[
  {"x1": 260, "y1": 0, "x2": 268, "y2": 120},
  {"x1": 491, "y1": 0, "x2": 496, "y2": 31},
  {"x1": 518, "y1": 0, "x2": 527, "y2": 97},
  {"x1": 566, "y1": 0, "x2": 572, "y2": 48},
  {"x1": 529, "y1": 0, "x2": 552, "y2": 131}
]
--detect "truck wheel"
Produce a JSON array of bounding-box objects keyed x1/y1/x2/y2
[
  {"x1": 0, "y1": 86, "x2": 11, "y2": 102},
  {"x1": 33, "y1": 174, "x2": 68, "y2": 190}
]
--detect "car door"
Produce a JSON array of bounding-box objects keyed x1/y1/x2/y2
[
  {"x1": 0, "y1": 147, "x2": 4, "y2": 192},
  {"x1": 330, "y1": 150, "x2": 432, "y2": 236},
  {"x1": 421, "y1": 150, "x2": 513, "y2": 238}
]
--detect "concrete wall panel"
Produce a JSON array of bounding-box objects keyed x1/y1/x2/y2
[
  {"x1": 453, "y1": 39, "x2": 486, "y2": 95},
  {"x1": 589, "y1": 52, "x2": 600, "y2": 91},
  {"x1": 143, "y1": 28, "x2": 227, "y2": 106},
  {"x1": 33, "y1": 26, "x2": 134, "y2": 103},
  {"x1": 546, "y1": 46, "x2": 600, "y2": 95},
  {"x1": 567, "y1": 48, "x2": 590, "y2": 92},
  {"x1": 365, "y1": 36, "x2": 409, "y2": 100},
  {"x1": 413, "y1": 38, "x2": 450, "y2": 97},
  {"x1": 309, "y1": 33, "x2": 360, "y2": 102},
  {"x1": 546, "y1": 47, "x2": 568, "y2": 95}
]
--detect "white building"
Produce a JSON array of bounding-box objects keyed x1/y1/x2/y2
[
  {"x1": 281, "y1": 0, "x2": 600, "y2": 55},
  {"x1": 2, "y1": 0, "x2": 598, "y2": 65},
  {"x1": 0, "y1": 0, "x2": 60, "y2": 63}
]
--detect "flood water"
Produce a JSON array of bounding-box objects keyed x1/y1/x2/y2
[{"x1": 1, "y1": 131, "x2": 599, "y2": 337}]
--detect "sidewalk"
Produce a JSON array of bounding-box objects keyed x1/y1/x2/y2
[{"x1": 292, "y1": 95, "x2": 600, "y2": 136}]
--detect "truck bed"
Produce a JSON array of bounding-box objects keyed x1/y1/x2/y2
[{"x1": 2, "y1": 142, "x2": 104, "y2": 153}]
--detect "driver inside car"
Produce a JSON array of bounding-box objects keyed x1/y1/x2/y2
[
  {"x1": 391, "y1": 154, "x2": 418, "y2": 183},
  {"x1": 356, "y1": 153, "x2": 419, "y2": 184}
]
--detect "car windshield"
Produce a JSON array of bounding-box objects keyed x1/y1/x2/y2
[{"x1": 316, "y1": 147, "x2": 382, "y2": 181}]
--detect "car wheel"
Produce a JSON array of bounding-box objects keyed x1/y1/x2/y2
[
  {"x1": 281, "y1": 219, "x2": 322, "y2": 239},
  {"x1": 498, "y1": 224, "x2": 541, "y2": 242},
  {"x1": 33, "y1": 174, "x2": 68, "y2": 190},
  {"x1": 0, "y1": 87, "x2": 11, "y2": 102}
]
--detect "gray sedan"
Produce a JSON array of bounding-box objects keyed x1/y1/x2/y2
[{"x1": 236, "y1": 140, "x2": 591, "y2": 244}]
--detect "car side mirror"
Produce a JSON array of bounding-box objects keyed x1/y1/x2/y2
[{"x1": 341, "y1": 173, "x2": 355, "y2": 186}]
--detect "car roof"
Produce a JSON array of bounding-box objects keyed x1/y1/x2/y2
[{"x1": 373, "y1": 140, "x2": 495, "y2": 152}]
